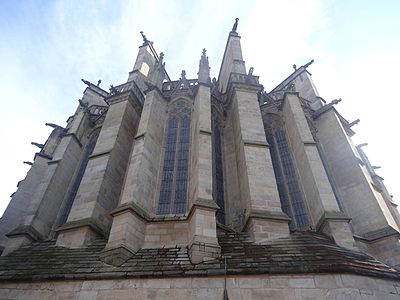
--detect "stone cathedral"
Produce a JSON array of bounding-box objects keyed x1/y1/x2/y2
[{"x1": 1, "y1": 20, "x2": 400, "y2": 299}]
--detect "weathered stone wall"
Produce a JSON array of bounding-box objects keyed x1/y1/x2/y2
[
  {"x1": 315, "y1": 108, "x2": 399, "y2": 235},
  {"x1": 293, "y1": 71, "x2": 319, "y2": 103},
  {"x1": 222, "y1": 108, "x2": 243, "y2": 230},
  {"x1": 118, "y1": 89, "x2": 166, "y2": 213},
  {"x1": 282, "y1": 93, "x2": 341, "y2": 225},
  {"x1": 0, "y1": 274, "x2": 399, "y2": 299}
]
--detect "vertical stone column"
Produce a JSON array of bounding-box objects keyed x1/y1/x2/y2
[
  {"x1": 100, "y1": 89, "x2": 167, "y2": 263},
  {"x1": 2, "y1": 111, "x2": 89, "y2": 255},
  {"x1": 315, "y1": 107, "x2": 400, "y2": 257},
  {"x1": 56, "y1": 91, "x2": 140, "y2": 248},
  {"x1": 188, "y1": 84, "x2": 220, "y2": 263},
  {"x1": 282, "y1": 92, "x2": 355, "y2": 249},
  {"x1": 230, "y1": 85, "x2": 290, "y2": 242}
]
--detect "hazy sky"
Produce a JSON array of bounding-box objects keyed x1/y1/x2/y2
[{"x1": 0, "y1": 0, "x2": 399, "y2": 216}]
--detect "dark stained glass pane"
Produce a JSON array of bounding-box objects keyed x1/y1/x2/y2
[
  {"x1": 57, "y1": 129, "x2": 100, "y2": 228},
  {"x1": 274, "y1": 130, "x2": 310, "y2": 229},
  {"x1": 213, "y1": 126, "x2": 225, "y2": 224},
  {"x1": 158, "y1": 117, "x2": 178, "y2": 214},
  {"x1": 267, "y1": 133, "x2": 294, "y2": 230},
  {"x1": 158, "y1": 101, "x2": 191, "y2": 215},
  {"x1": 174, "y1": 116, "x2": 190, "y2": 214}
]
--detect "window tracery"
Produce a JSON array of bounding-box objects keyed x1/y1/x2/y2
[
  {"x1": 264, "y1": 114, "x2": 310, "y2": 230},
  {"x1": 158, "y1": 99, "x2": 192, "y2": 215}
]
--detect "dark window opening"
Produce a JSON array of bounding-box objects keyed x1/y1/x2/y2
[{"x1": 158, "y1": 100, "x2": 191, "y2": 215}]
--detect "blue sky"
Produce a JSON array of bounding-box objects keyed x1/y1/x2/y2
[{"x1": 0, "y1": 0, "x2": 399, "y2": 216}]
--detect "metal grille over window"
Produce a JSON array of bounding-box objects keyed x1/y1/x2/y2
[
  {"x1": 158, "y1": 100, "x2": 191, "y2": 215},
  {"x1": 265, "y1": 116, "x2": 310, "y2": 230}
]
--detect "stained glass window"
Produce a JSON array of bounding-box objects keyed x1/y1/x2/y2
[
  {"x1": 158, "y1": 100, "x2": 191, "y2": 215},
  {"x1": 213, "y1": 126, "x2": 225, "y2": 224},
  {"x1": 266, "y1": 121, "x2": 310, "y2": 230},
  {"x1": 57, "y1": 129, "x2": 100, "y2": 228}
]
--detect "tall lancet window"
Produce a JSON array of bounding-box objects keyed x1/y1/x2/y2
[
  {"x1": 158, "y1": 99, "x2": 192, "y2": 215},
  {"x1": 212, "y1": 107, "x2": 225, "y2": 224},
  {"x1": 57, "y1": 128, "x2": 100, "y2": 228},
  {"x1": 264, "y1": 114, "x2": 310, "y2": 230}
]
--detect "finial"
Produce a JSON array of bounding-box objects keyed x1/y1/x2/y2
[
  {"x1": 198, "y1": 49, "x2": 210, "y2": 83},
  {"x1": 248, "y1": 67, "x2": 254, "y2": 76},
  {"x1": 140, "y1": 31, "x2": 150, "y2": 45},
  {"x1": 97, "y1": 80, "x2": 101, "y2": 87},
  {"x1": 200, "y1": 48, "x2": 209, "y2": 64},
  {"x1": 181, "y1": 70, "x2": 186, "y2": 80},
  {"x1": 304, "y1": 59, "x2": 314, "y2": 68},
  {"x1": 232, "y1": 18, "x2": 239, "y2": 33},
  {"x1": 159, "y1": 52, "x2": 164, "y2": 63},
  {"x1": 293, "y1": 64, "x2": 297, "y2": 71}
]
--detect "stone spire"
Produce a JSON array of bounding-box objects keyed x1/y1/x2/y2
[{"x1": 198, "y1": 48, "x2": 210, "y2": 84}]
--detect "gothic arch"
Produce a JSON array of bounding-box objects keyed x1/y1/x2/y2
[
  {"x1": 263, "y1": 113, "x2": 310, "y2": 231},
  {"x1": 157, "y1": 98, "x2": 193, "y2": 215}
]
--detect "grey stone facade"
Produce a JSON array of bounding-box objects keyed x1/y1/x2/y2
[{"x1": 1, "y1": 20, "x2": 400, "y2": 299}]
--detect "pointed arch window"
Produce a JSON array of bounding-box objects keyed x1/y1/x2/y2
[
  {"x1": 211, "y1": 107, "x2": 226, "y2": 224},
  {"x1": 264, "y1": 116, "x2": 310, "y2": 230},
  {"x1": 158, "y1": 100, "x2": 191, "y2": 214},
  {"x1": 57, "y1": 128, "x2": 100, "y2": 228}
]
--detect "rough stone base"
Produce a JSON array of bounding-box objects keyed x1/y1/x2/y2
[{"x1": 1, "y1": 274, "x2": 399, "y2": 299}]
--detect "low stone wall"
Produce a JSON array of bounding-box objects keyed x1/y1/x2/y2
[{"x1": 0, "y1": 273, "x2": 399, "y2": 299}]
